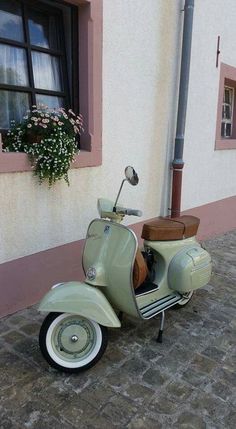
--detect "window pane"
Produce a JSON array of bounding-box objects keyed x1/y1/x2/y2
[
  {"x1": 0, "y1": 0, "x2": 24, "y2": 42},
  {"x1": 226, "y1": 123, "x2": 232, "y2": 137},
  {"x1": 28, "y1": 9, "x2": 60, "y2": 50},
  {"x1": 225, "y1": 105, "x2": 231, "y2": 120},
  {"x1": 36, "y1": 94, "x2": 64, "y2": 109},
  {"x1": 32, "y1": 51, "x2": 62, "y2": 91},
  {"x1": 0, "y1": 44, "x2": 29, "y2": 86},
  {"x1": 221, "y1": 122, "x2": 225, "y2": 138},
  {"x1": 0, "y1": 90, "x2": 29, "y2": 129}
]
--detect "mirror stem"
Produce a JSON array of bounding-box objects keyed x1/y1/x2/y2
[{"x1": 113, "y1": 179, "x2": 127, "y2": 212}]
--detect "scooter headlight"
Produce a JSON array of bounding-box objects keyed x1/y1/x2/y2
[{"x1": 86, "y1": 267, "x2": 96, "y2": 281}]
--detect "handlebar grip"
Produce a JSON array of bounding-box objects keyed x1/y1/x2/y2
[{"x1": 124, "y1": 208, "x2": 142, "y2": 217}]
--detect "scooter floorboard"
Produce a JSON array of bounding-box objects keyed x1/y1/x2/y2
[{"x1": 140, "y1": 293, "x2": 181, "y2": 319}]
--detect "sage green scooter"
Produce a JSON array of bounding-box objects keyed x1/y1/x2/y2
[{"x1": 38, "y1": 167, "x2": 212, "y2": 373}]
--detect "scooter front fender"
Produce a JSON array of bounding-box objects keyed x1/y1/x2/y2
[{"x1": 38, "y1": 281, "x2": 121, "y2": 328}]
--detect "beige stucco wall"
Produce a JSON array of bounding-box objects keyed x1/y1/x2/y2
[
  {"x1": 0, "y1": 0, "x2": 183, "y2": 264},
  {"x1": 182, "y1": 0, "x2": 236, "y2": 210}
]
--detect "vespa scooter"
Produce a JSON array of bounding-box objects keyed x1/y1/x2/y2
[{"x1": 38, "y1": 167, "x2": 212, "y2": 373}]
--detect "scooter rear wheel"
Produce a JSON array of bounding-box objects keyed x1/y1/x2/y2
[
  {"x1": 173, "y1": 291, "x2": 194, "y2": 308},
  {"x1": 39, "y1": 312, "x2": 108, "y2": 373}
]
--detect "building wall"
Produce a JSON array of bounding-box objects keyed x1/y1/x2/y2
[
  {"x1": 182, "y1": 0, "x2": 236, "y2": 210},
  {"x1": 0, "y1": 0, "x2": 183, "y2": 265}
]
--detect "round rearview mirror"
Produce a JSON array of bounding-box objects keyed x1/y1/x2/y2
[{"x1": 125, "y1": 166, "x2": 139, "y2": 186}]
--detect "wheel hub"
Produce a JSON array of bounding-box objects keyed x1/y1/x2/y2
[{"x1": 71, "y1": 335, "x2": 79, "y2": 342}]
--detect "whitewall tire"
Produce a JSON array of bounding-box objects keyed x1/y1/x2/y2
[{"x1": 39, "y1": 312, "x2": 108, "y2": 373}]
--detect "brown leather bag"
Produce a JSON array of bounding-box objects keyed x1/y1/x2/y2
[{"x1": 133, "y1": 249, "x2": 149, "y2": 289}]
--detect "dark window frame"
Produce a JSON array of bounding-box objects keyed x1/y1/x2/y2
[{"x1": 0, "y1": 0, "x2": 78, "y2": 133}]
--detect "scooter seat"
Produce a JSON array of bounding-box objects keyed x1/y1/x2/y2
[{"x1": 141, "y1": 216, "x2": 200, "y2": 241}]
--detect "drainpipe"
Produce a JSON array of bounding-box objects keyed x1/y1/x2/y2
[{"x1": 170, "y1": 0, "x2": 194, "y2": 218}]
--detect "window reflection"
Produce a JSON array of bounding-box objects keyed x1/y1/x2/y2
[
  {"x1": 28, "y1": 9, "x2": 59, "y2": 50},
  {"x1": 0, "y1": 0, "x2": 24, "y2": 42},
  {"x1": 32, "y1": 52, "x2": 62, "y2": 91},
  {"x1": 0, "y1": 90, "x2": 29, "y2": 129},
  {"x1": 36, "y1": 94, "x2": 64, "y2": 109},
  {"x1": 0, "y1": 44, "x2": 29, "y2": 86}
]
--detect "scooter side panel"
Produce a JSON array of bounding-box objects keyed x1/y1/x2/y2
[
  {"x1": 38, "y1": 281, "x2": 121, "y2": 327},
  {"x1": 83, "y1": 219, "x2": 140, "y2": 318}
]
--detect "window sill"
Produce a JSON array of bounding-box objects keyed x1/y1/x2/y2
[
  {"x1": 215, "y1": 139, "x2": 236, "y2": 150},
  {"x1": 0, "y1": 149, "x2": 102, "y2": 173}
]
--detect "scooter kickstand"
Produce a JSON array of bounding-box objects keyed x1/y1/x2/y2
[{"x1": 156, "y1": 311, "x2": 165, "y2": 343}]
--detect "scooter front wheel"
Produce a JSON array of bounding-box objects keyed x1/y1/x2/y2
[{"x1": 39, "y1": 312, "x2": 108, "y2": 373}]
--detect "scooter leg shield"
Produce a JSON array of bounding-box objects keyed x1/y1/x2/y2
[{"x1": 38, "y1": 281, "x2": 121, "y2": 328}]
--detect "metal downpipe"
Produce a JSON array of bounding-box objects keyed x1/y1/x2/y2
[{"x1": 170, "y1": 0, "x2": 194, "y2": 218}]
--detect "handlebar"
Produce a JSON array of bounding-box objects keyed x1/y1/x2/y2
[{"x1": 116, "y1": 207, "x2": 142, "y2": 217}]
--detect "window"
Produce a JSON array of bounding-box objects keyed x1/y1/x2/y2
[
  {"x1": 0, "y1": 0, "x2": 78, "y2": 132},
  {"x1": 221, "y1": 86, "x2": 234, "y2": 138},
  {"x1": 0, "y1": 0, "x2": 103, "y2": 172},
  {"x1": 215, "y1": 63, "x2": 236, "y2": 149}
]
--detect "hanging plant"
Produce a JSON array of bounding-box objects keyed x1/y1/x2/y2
[{"x1": 3, "y1": 106, "x2": 83, "y2": 186}]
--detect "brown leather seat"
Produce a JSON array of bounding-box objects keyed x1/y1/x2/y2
[
  {"x1": 133, "y1": 249, "x2": 149, "y2": 289},
  {"x1": 141, "y1": 216, "x2": 200, "y2": 241}
]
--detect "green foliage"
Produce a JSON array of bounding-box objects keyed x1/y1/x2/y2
[{"x1": 3, "y1": 106, "x2": 83, "y2": 186}]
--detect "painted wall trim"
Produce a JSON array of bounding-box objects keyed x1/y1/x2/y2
[
  {"x1": 183, "y1": 195, "x2": 236, "y2": 240},
  {"x1": 1, "y1": 195, "x2": 236, "y2": 318}
]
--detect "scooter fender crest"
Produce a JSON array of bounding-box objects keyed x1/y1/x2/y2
[{"x1": 38, "y1": 281, "x2": 121, "y2": 328}]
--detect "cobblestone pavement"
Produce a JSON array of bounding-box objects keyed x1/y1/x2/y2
[{"x1": 0, "y1": 231, "x2": 236, "y2": 429}]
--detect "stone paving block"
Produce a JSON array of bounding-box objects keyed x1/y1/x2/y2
[
  {"x1": 1, "y1": 329, "x2": 26, "y2": 345},
  {"x1": 165, "y1": 380, "x2": 195, "y2": 402},
  {"x1": 127, "y1": 415, "x2": 163, "y2": 429},
  {"x1": 174, "y1": 411, "x2": 207, "y2": 429},
  {"x1": 142, "y1": 368, "x2": 169, "y2": 387},
  {"x1": 190, "y1": 392, "x2": 229, "y2": 424},
  {"x1": 101, "y1": 394, "x2": 138, "y2": 426},
  {"x1": 148, "y1": 395, "x2": 178, "y2": 415},
  {"x1": 80, "y1": 383, "x2": 116, "y2": 410},
  {"x1": 123, "y1": 383, "x2": 155, "y2": 405},
  {"x1": 189, "y1": 353, "x2": 218, "y2": 374}
]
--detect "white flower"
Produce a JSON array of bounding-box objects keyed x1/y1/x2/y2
[
  {"x1": 58, "y1": 121, "x2": 63, "y2": 126},
  {"x1": 42, "y1": 119, "x2": 49, "y2": 123},
  {"x1": 27, "y1": 124, "x2": 32, "y2": 128}
]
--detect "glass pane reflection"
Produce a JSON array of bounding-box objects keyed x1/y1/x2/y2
[
  {"x1": 36, "y1": 94, "x2": 64, "y2": 109},
  {"x1": 28, "y1": 9, "x2": 60, "y2": 50},
  {"x1": 32, "y1": 51, "x2": 62, "y2": 91},
  {"x1": 0, "y1": 0, "x2": 24, "y2": 42},
  {"x1": 0, "y1": 44, "x2": 29, "y2": 86},
  {"x1": 0, "y1": 90, "x2": 29, "y2": 129}
]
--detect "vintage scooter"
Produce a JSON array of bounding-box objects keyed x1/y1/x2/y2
[{"x1": 38, "y1": 167, "x2": 212, "y2": 373}]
